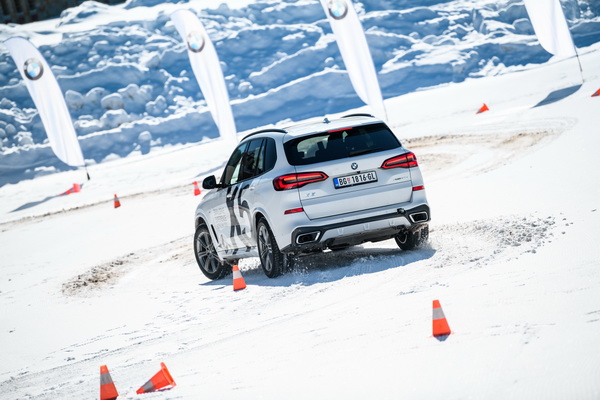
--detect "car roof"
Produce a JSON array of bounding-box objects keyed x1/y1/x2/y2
[{"x1": 240, "y1": 114, "x2": 384, "y2": 142}]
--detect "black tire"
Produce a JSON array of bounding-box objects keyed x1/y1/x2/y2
[
  {"x1": 395, "y1": 225, "x2": 429, "y2": 251},
  {"x1": 257, "y1": 218, "x2": 293, "y2": 278},
  {"x1": 420, "y1": 225, "x2": 430, "y2": 243},
  {"x1": 193, "y1": 223, "x2": 231, "y2": 280}
]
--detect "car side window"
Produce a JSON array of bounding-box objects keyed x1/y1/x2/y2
[
  {"x1": 238, "y1": 139, "x2": 263, "y2": 182},
  {"x1": 221, "y1": 138, "x2": 277, "y2": 187},
  {"x1": 262, "y1": 138, "x2": 277, "y2": 172},
  {"x1": 221, "y1": 142, "x2": 248, "y2": 187}
]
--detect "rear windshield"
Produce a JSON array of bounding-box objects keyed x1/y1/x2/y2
[{"x1": 284, "y1": 123, "x2": 401, "y2": 166}]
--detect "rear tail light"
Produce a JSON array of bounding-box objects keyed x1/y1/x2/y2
[
  {"x1": 273, "y1": 172, "x2": 329, "y2": 191},
  {"x1": 412, "y1": 185, "x2": 425, "y2": 191},
  {"x1": 381, "y1": 152, "x2": 418, "y2": 169}
]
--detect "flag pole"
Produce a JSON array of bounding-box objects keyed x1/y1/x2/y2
[{"x1": 574, "y1": 48, "x2": 584, "y2": 84}]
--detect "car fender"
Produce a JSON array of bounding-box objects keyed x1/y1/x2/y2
[
  {"x1": 251, "y1": 206, "x2": 272, "y2": 241},
  {"x1": 194, "y1": 206, "x2": 210, "y2": 230}
]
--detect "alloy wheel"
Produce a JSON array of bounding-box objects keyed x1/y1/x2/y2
[
  {"x1": 196, "y1": 230, "x2": 220, "y2": 274},
  {"x1": 258, "y1": 224, "x2": 274, "y2": 273}
]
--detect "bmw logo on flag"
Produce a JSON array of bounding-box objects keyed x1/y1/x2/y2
[
  {"x1": 23, "y1": 58, "x2": 43, "y2": 81},
  {"x1": 187, "y1": 31, "x2": 205, "y2": 53},
  {"x1": 328, "y1": 0, "x2": 348, "y2": 20}
]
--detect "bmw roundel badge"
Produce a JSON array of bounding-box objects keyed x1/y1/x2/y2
[
  {"x1": 187, "y1": 31, "x2": 206, "y2": 53},
  {"x1": 351, "y1": 162, "x2": 358, "y2": 170},
  {"x1": 24, "y1": 58, "x2": 44, "y2": 81},
  {"x1": 328, "y1": 0, "x2": 348, "y2": 20}
]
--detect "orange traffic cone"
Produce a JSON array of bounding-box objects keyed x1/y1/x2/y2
[
  {"x1": 592, "y1": 89, "x2": 600, "y2": 97},
  {"x1": 232, "y1": 264, "x2": 246, "y2": 291},
  {"x1": 476, "y1": 103, "x2": 489, "y2": 114},
  {"x1": 113, "y1": 194, "x2": 121, "y2": 209},
  {"x1": 100, "y1": 365, "x2": 119, "y2": 400},
  {"x1": 193, "y1": 181, "x2": 201, "y2": 196},
  {"x1": 432, "y1": 300, "x2": 451, "y2": 337},
  {"x1": 136, "y1": 362, "x2": 176, "y2": 394},
  {"x1": 61, "y1": 183, "x2": 81, "y2": 196}
]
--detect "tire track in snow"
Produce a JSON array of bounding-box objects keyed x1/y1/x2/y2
[
  {"x1": 405, "y1": 130, "x2": 559, "y2": 180},
  {"x1": 61, "y1": 236, "x2": 192, "y2": 296},
  {"x1": 61, "y1": 213, "x2": 558, "y2": 298}
]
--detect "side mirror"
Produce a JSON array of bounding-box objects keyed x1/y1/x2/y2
[{"x1": 202, "y1": 175, "x2": 220, "y2": 189}]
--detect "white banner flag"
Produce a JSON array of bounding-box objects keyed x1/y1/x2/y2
[
  {"x1": 319, "y1": 0, "x2": 386, "y2": 118},
  {"x1": 4, "y1": 37, "x2": 85, "y2": 167},
  {"x1": 523, "y1": 0, "x2": 576, "y2": 57},
  {"x1": 171, "y1": 9, "x2": 237, "y2": 142}
]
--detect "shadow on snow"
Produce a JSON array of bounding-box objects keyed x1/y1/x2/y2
[
  {"x1": 10, "y1": 182, "x2": 86, "y2": 213},
  {"x1": 533, "y1": 84, "x2": 582, "y2": 108},
  {"x1": 201, "y1": 244, "x2": 436, "y2": 288}
]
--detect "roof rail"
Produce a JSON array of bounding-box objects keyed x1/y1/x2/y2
[
  {"x1": 242, "y1": 127, "x2": 288, "y2": 141},
  {"x1": 341, "y1": 113, "x2": 375, "y2": 119}
]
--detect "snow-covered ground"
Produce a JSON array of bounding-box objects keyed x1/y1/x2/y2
[{"x1": 1, "y1": 0, "x2": 600, "y2": 399}]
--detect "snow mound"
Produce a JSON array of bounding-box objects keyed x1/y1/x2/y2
[{"x1": 0, "y1": 0, "x2": 599, "y2": 184}]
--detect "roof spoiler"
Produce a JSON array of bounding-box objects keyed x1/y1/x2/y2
[
  {"x1": 242, "y1": 128, "x2": 288, "y2": 141},
  {"x1": 341, "y1": 113, "x2": 375, "y2": 119}
]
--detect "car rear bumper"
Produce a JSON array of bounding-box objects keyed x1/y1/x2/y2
[{"x1": 280, "y1": 204, "x2": 430, "y2": 253}]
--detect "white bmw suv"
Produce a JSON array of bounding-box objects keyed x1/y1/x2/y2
[{"x1": 194, "y1": 114, "x2": 430, "y2": 279}]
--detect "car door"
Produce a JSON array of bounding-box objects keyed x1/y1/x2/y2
[
  {"x1": 209, "y1": 139, "x2": 265, "y2": 254},
  {"x1": 207, "y1": 141, "x2": 247, "y2": 253},
  {"x1": 230, "y1": 138, "x2": 264, "y2": 250}
]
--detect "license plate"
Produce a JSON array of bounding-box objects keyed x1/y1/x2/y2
[{"x1": 334, "y1": 171, "x2": 378, "y2": 188}]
